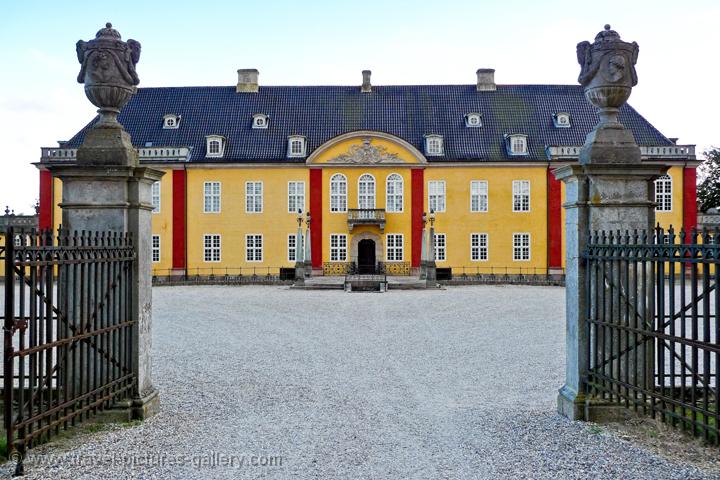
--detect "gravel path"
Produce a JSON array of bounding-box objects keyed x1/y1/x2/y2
[{"x1": 3, "y1": 285, "x2": 718, "y2": 479}]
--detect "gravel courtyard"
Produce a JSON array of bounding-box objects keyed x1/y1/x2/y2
[{"x1": 4, "y1": 285, "x2": 718, "y2": 479}]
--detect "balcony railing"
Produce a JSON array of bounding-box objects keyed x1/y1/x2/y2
[
  {"x1": 40, "y1": 146, "x2": 192, "y2": 163},
  {"x1": 347, "y1": 208, "x2": 385, "y2": 231}
]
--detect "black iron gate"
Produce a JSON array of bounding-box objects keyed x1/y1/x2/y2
[
  {"x1": 2, "y1": 227, "x2": 136, "y2": 460},
  {"x1": 584, "y1": 226, "x2": 719, "y2": 444}
]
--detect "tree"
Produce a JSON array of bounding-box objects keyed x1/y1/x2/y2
[{"x1": 697, "y1": 148, "x2": 720, "y2": 212}]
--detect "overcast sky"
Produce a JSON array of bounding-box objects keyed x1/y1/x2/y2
[{"x1": 1, "y1": 0, "x2": 717, "y2": 213}]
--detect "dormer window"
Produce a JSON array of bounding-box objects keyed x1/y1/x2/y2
[
  {"x1": 252, "y1": 113, "x2": 269, "y2": 129},
  {"x1": 553, "y1": 112, "x2": 571, "y2": 128},
  {"x1": 287, "y1": 136, "x2": 307, "y2": 158},
  {"x1": 465, "y1": 113, "x2": 482, "y2": 128},
  {"x1": 505, "y1": 134, "x2": 528, "y2": 156},
  {"x1": 424, "y1": 135, "x2": 444, "y2": 156},
  {"x1": 163, "y1": 114, "x2": 180, "y2": 129},
  {"x1": 205, "y1": 135, "x2": 226, "y2": 158}
]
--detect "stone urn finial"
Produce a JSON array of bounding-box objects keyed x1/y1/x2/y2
[
  {"x1": 576, "y1": 24, "x2": 639, "y2": 125},
  {"x1": 76, "y1": 23, "x2": 141, "y2": 128}
]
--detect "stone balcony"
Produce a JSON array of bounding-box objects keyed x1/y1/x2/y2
[
  {"x1": 40, "y1": 146, "x2": 192, "y2": 163},
  {"x1": 347, "y1": 208, "x2": 385, "y2": 232}
]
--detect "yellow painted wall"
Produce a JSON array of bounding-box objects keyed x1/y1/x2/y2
[
  {"x1": 151, "y1": 169, "x2": 173, "y2": 273},
  {"x1": 311, "y1": 137, "x2": 422, "y2": 164},
  {"x1": 320, "y1": 167, "x2": 414, "y2": 263},
  {"x1": 186, "y1": 167, "x2": 308, "y2": 271},
  {"x1": 655, "y1": 166, "x2": 684, "y2": 232},
  {"x1": 426, "y1": 166, "x2": 548, "y2": 273}
]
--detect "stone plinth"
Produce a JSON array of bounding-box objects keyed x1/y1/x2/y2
[{"x1": 554, "y1": 163, "x2": 667, "y2": 420}]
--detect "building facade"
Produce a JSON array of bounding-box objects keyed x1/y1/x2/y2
[{"x1": 37, "y1": 69, "x2": 698, "y2": 276}]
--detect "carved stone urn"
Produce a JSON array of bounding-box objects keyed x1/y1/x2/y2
[
  {"x1": 577, "y1": 25, "x2": 641, "y2": 164},
  {"x1": 76, "y1": 23, "x2": 141, "y2": 129},
  {"x1": 577, "y1": 25, "x2": 638, "y2": 125}
]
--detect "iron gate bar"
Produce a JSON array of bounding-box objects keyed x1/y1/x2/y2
[
  {"x1": 583, "y1": 226, "x2": 719, "y2": 444},
  {"x1": 3, "y1": 227, "x2": 137, "y2": 456}
]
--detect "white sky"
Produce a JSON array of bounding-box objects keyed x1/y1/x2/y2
[{"x1": 1, "y1": 0, "x2": 718, "y2": 213}]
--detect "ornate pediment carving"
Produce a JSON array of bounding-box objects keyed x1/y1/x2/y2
[{"x1": 328, "y1": 138, "x2": 400, "y2": 164}]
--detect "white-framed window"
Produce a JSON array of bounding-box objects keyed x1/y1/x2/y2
[
  {"x1": 14, "y1": 234, "x2": 24, "y2": 247},
  {"x1": 358, "y1": 174, "x2": 376, "y2": 209},
  {"x1": 470, "y1": 233, "x2": 488, "y2": 261},
  {"x1": 465, "y1": 113, "x2": 482, "y2": 128},
  {"x1": 288, "y1": 181, "x2": 305, "y2": 213},
  {"x1": 434, "y1": 233, "x2": 446, "y2": 261},
  {"x1": 655, "y1": 175, "x2": 672, "y2": 212},
  {"x1": 386, "y1": 234, "x2": 404, "y2": 261},
  {"x1": 151, "y1": 181, "x2": 161, "y2": 213},
  {"x1": 428, "y1": 181, "x2": 446, "y2": 213},
  {"x1": 203, "y1": 234, "x2": 221, "y2": 262},
  {"x1": 288, "y1": 234, "x2": 298, "y2": 262},
  {"x1": 506, "y1": 134, "x2": 528, "y2": 156},
  {"x1": 512, "y1": 180, "x2": 530, "y2": 212},
  {"x1": 245, "y1": 181, "x2": 263, "y2": 213},
  {"x1": 470, "y1": 180, "x2": 488, "y2": 212},
  {"x1": 329, "y1": 234, "x2": 347, "y2": 262},
  {"x1": 206, "y1": 135, "x2": 225, "y2": 158},
  {"x1": 425, "y1": 135, "x2": 444, "y2": 156},
  {"x1": 203, "y1": 181, "x2": 221, "y2": 213},
  {"x1": 287, "y1": 136, "x2": 307, "y2": 158},
  {"x1": 386, "y1": 173, "x2": 404, "y2": 213},
  {"x1": 163, "y1": 114, "x2": 180, "y2": 129},
  {"x1": 246, "y1": 234, "x2": 263, "y2": 262},
  {"x1": 513, "y1": 233, "x2": 531, "y2": 261},
  {"x1": 553, "y1": 112, "x2": 571, "y2": 128},
  {"x1": 252, "y1": 113, "x2": 269, "y2": 129},
  {"x1": 152, "y1": 234, "x2": 161, "y2": 263},
  {"x1": 330, "y1": 173, "x2": 347, "y2": 212}
]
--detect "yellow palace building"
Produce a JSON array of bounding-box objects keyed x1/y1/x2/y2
[{"x1": 37, "y1": 68, "x2": 698, "y2": 277}]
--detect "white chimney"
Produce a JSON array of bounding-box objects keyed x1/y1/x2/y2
[
  {"x1": 476, "y1": 68, "x2": 496, "y2": 92},
  {"x1": 237, "y1": 69, "x2": 259, "y2": 93},
  {"x1": 361, "y1": 70, "x2": 372, "y2": 93}
]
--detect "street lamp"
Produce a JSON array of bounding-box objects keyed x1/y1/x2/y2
[
  {"x1": 429, "y1": 208, "x2": 435, "y2": 227},
  {"x1": 297, "y1": 208, "x2": 303, "y2": 227}
]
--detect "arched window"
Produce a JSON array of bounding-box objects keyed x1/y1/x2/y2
[
  {"x1": 358, "y1": 174, "x2": 376, "y2": 209},
  {"x1": 330, "y1": 174, "x2": 347, "y2": 212},
  {"x1": 386, "y1": 173, "x2": 403, "y2": 212},
  {"x1": 655, "y1": 174, "x2": 672, "y2": 212}
]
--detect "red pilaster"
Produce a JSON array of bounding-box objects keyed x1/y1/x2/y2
[
  {"x1": 683, "y1": 166, "x2": 697, "y2": 233},
  {"x1": 39, "y1": 170, "x2": 53, "y2": 230},
  {"x1": 172, "y1": 169, "x2": 187, "y2": 270},
  {"x1": 547, "y1": 167, "x2": 562, "y2": 269},
  {"x1": 310, "y1": 168, "x2": 323, "y2": 268},
  {"x1": 411, "y1": 168, "x2": 424, "y2": 267}
]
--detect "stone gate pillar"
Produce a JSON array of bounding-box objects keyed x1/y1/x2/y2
[
  {"x1": 555, "y1": 25, "x2": 667, "y2": 421},
  {"x1": 47, "y1": 23, "x2": 162, "y2": 419}
]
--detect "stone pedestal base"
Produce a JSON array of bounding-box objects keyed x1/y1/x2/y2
[
  {"x1": 131, "y1": 388, "x2": 160, "y2": 420},
  {"x1": 558, "y1": 385, "x2": 639, "y2": 423},
  {"x1": 557, "y1": 385, "x2": 586, "y2": 421}
]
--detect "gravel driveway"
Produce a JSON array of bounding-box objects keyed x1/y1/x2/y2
[{"x1": 3, "y1": 285, "x2": 718, "y2": 479}]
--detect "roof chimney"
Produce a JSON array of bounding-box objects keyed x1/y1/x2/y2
[
  {"x1": 476, "y1": 68, "x2": 496, "y2": 92},
  {"x1": 237, "y1": 69, "x2": 259, "y2": 93},
  {"x1": 361, "y1": 70, "x2": 372, "y2": 93}
]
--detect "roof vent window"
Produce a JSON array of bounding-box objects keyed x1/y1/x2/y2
[
  {"x1": 465, "y1": 113, "x2": 482, "y2": 128},
  {"x1": 424, "y1": 135, "x2": 444, "y2": 156},
  {"x1": 553, "y1": 112, "x2": 571, "y2": 128},
  {"x1": 287, "y1": 136, "x2": 307, "y2": 158},
  {"x1": 163, "y1": 114, "x2": 181, "y2": 129},
  {"x1": 252, "y1": 114, "x2": 269, "y2": 129},
  {"x1": 205, "y1": 135, "x2": 226, "y2": 158},
  {"x1": 505, "y1": 134, "x2": 529, "y2": 156}
]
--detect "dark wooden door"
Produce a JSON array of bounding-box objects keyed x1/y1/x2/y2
[{"x1": 358, "y1": 239, "x2": 376, "y2": 274}]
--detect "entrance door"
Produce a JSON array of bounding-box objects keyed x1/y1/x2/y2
[{"x1": 357, "y1": 239, "x2": 376, "y2": 274}]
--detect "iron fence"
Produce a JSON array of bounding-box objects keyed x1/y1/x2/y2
[
  {"x1": 2, "y1": 228, "x2": 136, "y2": 461},
  {"x1": 584, "y1": 226, "x2": 719, "y2": 444}
]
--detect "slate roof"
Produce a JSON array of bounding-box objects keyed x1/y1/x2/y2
[{"x1": 64, "y1": 84, "x2": 673, "y2": 162}]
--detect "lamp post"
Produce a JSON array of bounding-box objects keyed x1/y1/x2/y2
[
  {"x1": 304, "y1": 211, "x2": 312, "y2": 277},
  {"x1": 426, "y1": 209, "x2": 437, "y2": 283},
  {"x1": 294, "y1": 209, "x2": 305, "y2": 282}
]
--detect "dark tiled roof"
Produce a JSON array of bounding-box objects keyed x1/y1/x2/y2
[{"x1": 65, "y1": 84, "x2": 672, "y2": 162}]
